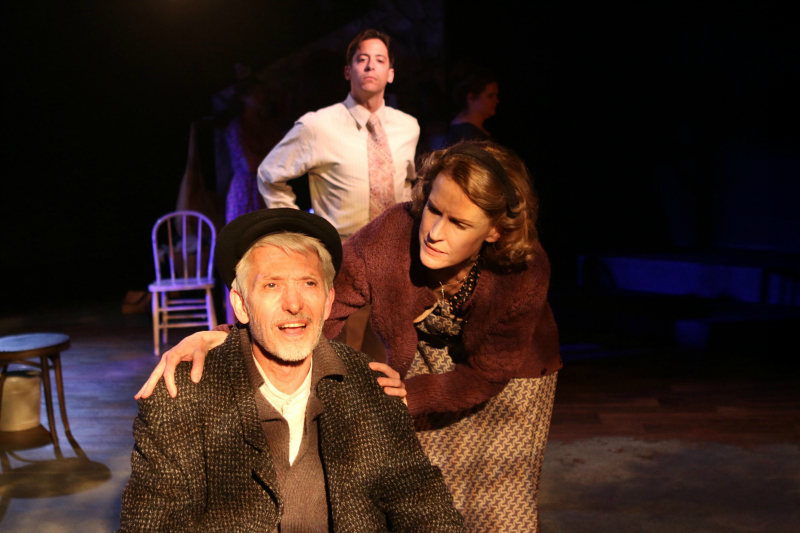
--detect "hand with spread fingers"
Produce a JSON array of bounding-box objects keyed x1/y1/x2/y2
[
  {"x1": 369, "y1": 361, "x2": 408, "y2": 406},
  {"x1": 135, "y1": 330, "x2": 227, "y2": 399}
]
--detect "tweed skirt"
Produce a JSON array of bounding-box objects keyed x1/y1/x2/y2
[{"x1": 409, "y1": 350, "x2": 558, "y2": 532}]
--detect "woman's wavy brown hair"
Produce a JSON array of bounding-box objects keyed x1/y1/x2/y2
[{"x1": 411, "y1": 141, "x2": 539, "y2": 267}]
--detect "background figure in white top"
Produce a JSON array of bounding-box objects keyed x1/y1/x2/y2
[
  {"x1": 258, "y1": 28, "x2": 420, "y2": 241},
  {"x1": 258, "y1": 29, "x2": 419, "y2": 356}
]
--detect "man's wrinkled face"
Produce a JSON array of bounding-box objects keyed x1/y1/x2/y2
[
  {"x1": 344, "y1": 38, "x2": 394, "y2": 100},
  {"x1": 231, "y1": 246, "x2": 333, "y2": 363}
]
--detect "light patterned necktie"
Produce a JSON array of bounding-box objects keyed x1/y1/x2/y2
[{"x1": 366, "y1": 113, "x2": 396, "y2": 220}]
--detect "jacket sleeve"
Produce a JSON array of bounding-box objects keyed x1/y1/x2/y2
[
  {"x1": 379, "y1": 414, "x2": 466, "y2": 531},
  {"x1": 257, "y1": 116, "x2": 316, "y2": 209},
  {"x1": 401, "y1": 120, "x2": 420, "y2": 202},
  {"x1": 119, "y1": 368, "x2": 206, "y2": 532},
  {"x1": 358, "y1": 363, "x2": 465, "y2": 532},
  {"x1": 404, "y1": 255, "x2": 560, "y2": 417}
]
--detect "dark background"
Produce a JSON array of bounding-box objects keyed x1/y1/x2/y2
[
  {"x1": 1, "y1": 0, "x2": 796, "y2": 313},
  {"x1": 447, "y1": 1, "x2": 794, "y2": 283}
]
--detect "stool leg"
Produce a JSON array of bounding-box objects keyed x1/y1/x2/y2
[
  {"x1": 0, "y1": 449, "x2": 10, "y2": 521},
  {"x1": 52, "y1": 352, "x2": 72, "y2": 437},
  {"x1": 0, "y1": 365, "x2": 7, "y2": 424},
  {"x1": 40, "y1": 355, "x2": 60, "y2": 451}
]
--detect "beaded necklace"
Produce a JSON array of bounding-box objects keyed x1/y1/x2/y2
[
  {"x1": 443, "y1": 261, "x2": 481, "y2": 314},
  {"x1": 437, "y1": 263, "x2": 474, "y2": 300}
]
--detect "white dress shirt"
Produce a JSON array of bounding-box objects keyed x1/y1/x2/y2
[
  {"x1": 258, "y1": 94, "x2": 420, "y2": 239},
  {"x1": 253, "y1": 355, "x2": 312, "y2": 466}
]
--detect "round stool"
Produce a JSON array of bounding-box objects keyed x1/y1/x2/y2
[{"x1": 0, "y1": 333, "x2": 71, "y2": 451}]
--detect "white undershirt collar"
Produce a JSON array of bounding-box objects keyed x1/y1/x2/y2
[{"x1": 253, "y1": 354, "x2": 312, "y2": 465}]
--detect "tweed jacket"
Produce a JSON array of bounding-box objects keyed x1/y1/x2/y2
[
  {"x1": 119, "y1": 326, "x2": 464, "y2": 532},
  {"x1": 323, "y1": 202, "x2": 563, "y2": 417}
]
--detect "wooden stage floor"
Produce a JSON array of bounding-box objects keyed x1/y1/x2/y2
[{"x1": 0, "y1": 300, "x2": 797, "y2": 532}]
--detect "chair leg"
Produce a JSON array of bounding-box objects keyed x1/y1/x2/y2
[
  {"x1": 151, "y1": 290, "x2": 160, "y2": 356},
  {"x1": 206, "y1": 287, "x2": 218, "y2": 330},
  {"x1": 160, "y1": 292, "x2": 168, "y2": 345}
]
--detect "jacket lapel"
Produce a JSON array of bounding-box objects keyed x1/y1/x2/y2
[
  {"x1": 225, "y1": 326, "x2": 283, "y2": 513},
  {"x1": 310, "y1": 341, "x2": 349, "y2": 528}
]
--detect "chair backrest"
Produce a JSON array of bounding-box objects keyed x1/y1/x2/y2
[{"x1": 151, "y1": 211, "x2": 217, "y2": 283}]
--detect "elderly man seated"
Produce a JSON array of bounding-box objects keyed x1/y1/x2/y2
[{"x1": 119, "y1": 209, "x2": 464, "y2": 532}]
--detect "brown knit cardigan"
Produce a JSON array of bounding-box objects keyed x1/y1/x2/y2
[
  {"x1": 323, "y1": 202, "x2": 563, "y2": 417},
  {"x1": 119, "y1": 326, "x2": 465, "y2": 532}
]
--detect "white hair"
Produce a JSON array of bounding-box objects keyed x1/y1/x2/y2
[{"x1": 231, "y1": 232, "x2": 335, "y2": 300}]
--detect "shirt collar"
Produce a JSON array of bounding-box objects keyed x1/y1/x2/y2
[
  {"x1": 255, "y1": 353, "x2": 312, "y2": 405},
  {"x1": 344, "y1": 93, "x2": 387, "y2": 129}
]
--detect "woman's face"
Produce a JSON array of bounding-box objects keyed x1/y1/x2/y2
[
  {"x1": 418, "y1": 173, "x2": 500, "y2": 274},
  {"x1": 469, "y1": 81, "x2": 499, "y2": 119}
]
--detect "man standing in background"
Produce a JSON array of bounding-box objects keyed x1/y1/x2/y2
[
  {"x1": 258, "y1": 28, "x2": 419, "y2": 240},
  {"x1": 258, "y1": 28, "x2": 419, "y2": 353}
]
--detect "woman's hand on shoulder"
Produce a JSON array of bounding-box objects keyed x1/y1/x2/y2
[
  {"x1": 369, "y1": 362, "x2": 408, "y2": 407},
  {"x1": 135, "y1": 330, "x2": 227, "y2": 399}
]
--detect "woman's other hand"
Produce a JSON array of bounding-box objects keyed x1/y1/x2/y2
[{"x1": 369, "y1": 361, "x2": 408, "y2": 406}]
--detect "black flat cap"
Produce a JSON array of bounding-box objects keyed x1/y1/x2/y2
[{"x1": 215, "y1": 208, "x2": 342, "y2": 289}]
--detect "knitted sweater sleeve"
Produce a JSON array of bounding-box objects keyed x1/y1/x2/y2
[{"x1": 323, "y1": 236, "x2": 372, "y2": 340}]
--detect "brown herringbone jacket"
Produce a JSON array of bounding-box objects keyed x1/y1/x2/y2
[{"x1": 119, "y1": 327, "x2": 464, "y2": 532}]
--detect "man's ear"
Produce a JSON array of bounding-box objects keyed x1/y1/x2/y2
[
  {"x1": 323, "y1": 287, "x2": 335, "y2": 321},
  {"x1": 387, "y1": 68, "x2": 394, "y2": 85},
  {"x1": 230, "y1": 288, "x2": 250, "y2": 324},
  {"x1": 344, "y1": 65, "x2": 351, "y2": 81}
]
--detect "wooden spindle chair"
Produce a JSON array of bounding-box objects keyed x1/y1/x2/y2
[{"x1": 148, "y1": 211, "x2": 218, "y2": 355}]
